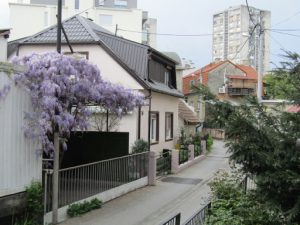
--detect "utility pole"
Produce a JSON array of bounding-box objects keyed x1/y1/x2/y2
[
  {"x1": 256, "y1": 24, "x2": 263, "y2": 102},
  {"x1": 52, "y1": 0, "x2": 62, "y2": 224}
]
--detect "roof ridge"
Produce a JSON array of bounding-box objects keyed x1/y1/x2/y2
[
  {"x1": 21, "y1": 16, "x2": 75, "y2": 44},
  {"x1": 75, "y1": 16, "x2": 100, "y2": 42}
]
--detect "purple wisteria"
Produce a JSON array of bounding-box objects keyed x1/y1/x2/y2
[{"x1": 12, "y1": 52, "x2": 144, "y2": 153}]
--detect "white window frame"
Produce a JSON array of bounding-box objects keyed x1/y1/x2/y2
[
  {"x1": 165, "y1": 113, "x2": 173, "y2": 141},
  {"x1": 150, "y1": 112, "x2": 159, "y2": 143}
]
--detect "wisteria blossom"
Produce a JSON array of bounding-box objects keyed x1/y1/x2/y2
[{"x1": 12, "y1": 52, "x2": 144, "y2": 154}]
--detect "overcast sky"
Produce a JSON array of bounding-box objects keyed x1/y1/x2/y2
[
  {"x1": 1, "y1": 0, "x2": 300, "y2": 69},
  {"x1": 138, "y1": 0, "x2": 300, "y2": 68}
]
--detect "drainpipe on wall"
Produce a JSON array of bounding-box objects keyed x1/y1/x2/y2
[{"x1": 147, "y1": 89, "x2": 152, "y2": 151}]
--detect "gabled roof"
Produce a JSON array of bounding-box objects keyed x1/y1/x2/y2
[
  {"x1": 10, "y1": 15, "x2": 183, "y2": 98},
  {"x1": 228, "y1": 64, "x2": 258, "y2": 80},
  {"x1": 178, "y1": 99, "x2": 200, "y2": 124}
]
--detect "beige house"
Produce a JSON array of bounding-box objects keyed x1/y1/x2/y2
[{"x1": 8, "y1": 15, "x2": 183, "y2": 153}]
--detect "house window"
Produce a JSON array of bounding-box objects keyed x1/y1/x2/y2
[
  {"x1": 165, "y1": 113, "x2": 173, "y2": 140},
  {"x1": 44, "y1": 11, "x2": 48, "y2": 27},
  {"x1": 99, "y1": 14, "x2": 113, "y2": 26},
  {"x1": 114, "y1": 0, "x2": 127, "y2": 7},
  {"x1": 164, "y1": 70, "x2": 170, "y2": 86},
  {"x1": 75, "y1": 0, "x2": 79, "y2": 9},
  {"x1": 150, "y1": 112, "x2": 159, "y2": 143}
]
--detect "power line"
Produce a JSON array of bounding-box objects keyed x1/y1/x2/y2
[
  {"x1": 270, "y1": 30, "x2": 300, "y2": 38},
  {"x1": 246, "y1": 0, "x2": 255, "y2": 26},
  {"x1": 268, "y1": 28, "x2": 300, "y2": 32},
  {"x1": 117, "y1": 28, "x2": 212, "y2": 37},
  {"x1": 274, "y1": 10, "x2": 300, "y2": 27},
  {"x1": 266, "y1": 31, "x2": 285, "y2": 50}
]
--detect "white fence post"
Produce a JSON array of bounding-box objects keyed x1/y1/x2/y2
[
  {"x1": 171, "y1": 150, "x2": 179, "y2": 174},
  {"x1": 148, "y1": 151, "x2": 156, "y2": 186}
]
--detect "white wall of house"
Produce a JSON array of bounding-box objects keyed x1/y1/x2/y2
[
  {"x1": 15, "y1": 44, "x2": 143, "y2": 90},
  {"x1": 140, "y1": 91, "x2": 179, "y2": 153},
  {"x1": 0, "y1": 70, "x2": 42, "y2": 197},
  {"x1": 9, "y1": 2, "x2": 143, "y2": 42}
]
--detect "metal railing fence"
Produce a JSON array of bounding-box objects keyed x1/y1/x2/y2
[
  {"x1": 161, "y1": 213, "x2": 181, "y2": 225},
  {"x1": 160, "y1": 202, "x2": 211, "y2": 225},
  {"x1": 179, "y1": 149, "x2": 189, "y2": 165},
  {"x1": 194, "y1": 143, "x2": 201, "y2": 157},
  {"x1": 43, "y1": 152, "x2": 149, "y2": 213},
  {"x1": 156, "y1": 150, "x2": 171, "y2": 177},
  {"x1": 184, "y1": 202, "x2": 211, "y2": 225}
]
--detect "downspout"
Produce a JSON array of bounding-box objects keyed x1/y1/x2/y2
[
  {"x1": 137, "y1": 106, "x2": 141, "y2": 139},
  {"x1": 147, "y1": 51, "x2": 152, "y2": 151},
  {"x1": 147, "y1": 89, "x2": 152, "y2": 151}
]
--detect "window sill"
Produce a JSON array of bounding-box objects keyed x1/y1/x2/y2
[
  {"x1": 165, "y1": 138, "x2": 173, "y2": 142},
  {"x1": 150, "y1": 141, "x2": 159, "y2": 145}
]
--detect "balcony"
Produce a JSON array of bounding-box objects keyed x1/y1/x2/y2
[{"x1": 228, "y1": 88, "x2": 255, "y2": 96}]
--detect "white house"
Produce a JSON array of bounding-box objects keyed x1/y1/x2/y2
[
  {"x1": 8, "y1": 15, "x2": 183, "y2": 153},
  {"x1": 8, "y1": 0, "x2": 157, "y2": 47}
]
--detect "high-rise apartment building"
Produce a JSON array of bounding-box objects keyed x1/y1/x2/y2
[
  {"x1": 212, "y1": 5, "x2": 270, "y2": 75},
  {"x1": 8, "y1": 0, "x2": 157, "y2": 47}
]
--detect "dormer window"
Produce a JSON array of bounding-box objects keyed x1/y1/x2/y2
[{"x1": 164, "y1": 70, "x2": 170, "y2": 86}]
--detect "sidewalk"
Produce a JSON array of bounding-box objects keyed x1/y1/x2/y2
[{"x1": 60, "y1": 140, "x2": 230, "y2": 225}]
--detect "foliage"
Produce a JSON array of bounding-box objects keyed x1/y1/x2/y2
[
  {"x1": 268, "y1": 51, "x2": 300, "y2": 104},
  {"x1": 206, "y1": 135, "x2": 213, "y2": 151},
  {"x1": 198, "y1": 53, "x2": 300, "y2": 223},
  {"x1": 67, "y1": 198, "x2": 102, "y2": 217},
  {"x1": 206, "y1": 171, "x2": 286, "y2": 225},
  {"x1": 131, "y1": 139, "x2": 148, "y2": 154},
  {"x1": 11, "y1": 52, "x2": 144, "y2": 154},
  {"x1": 263, "y1": 73, "x2": 294, "y2": 99},
  {"x1": 13, "y1": 182, "x2": 43, "y2": 225}
]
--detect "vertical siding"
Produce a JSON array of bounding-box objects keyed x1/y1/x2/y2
[{"x1": 0, "y1": 71, "x2": 42, "y2": 197}]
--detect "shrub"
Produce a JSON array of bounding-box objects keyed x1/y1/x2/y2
[
  {"x1": 67, "y1": 198, "x2": 102, "y2": 217},
  {"x1": 131, "y1": 139, "x2": 148, "y2": 154},
  {"x1": 13, "y1": 182, "x2": 43, "y2": 225},
  {"x1": 206, "y1": 170, "x2": 286, "y2": 225}
]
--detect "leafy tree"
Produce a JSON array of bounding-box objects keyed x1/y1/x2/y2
[
  {"x1": 264, "y1": 51, "x2": 300, "y2": 103},
  {"x1": 9, "y1": 52, "x2": 144, "y2": 154},
  {"x1": 198, "y1": 53, "x2": 300, "y2": 223}
]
